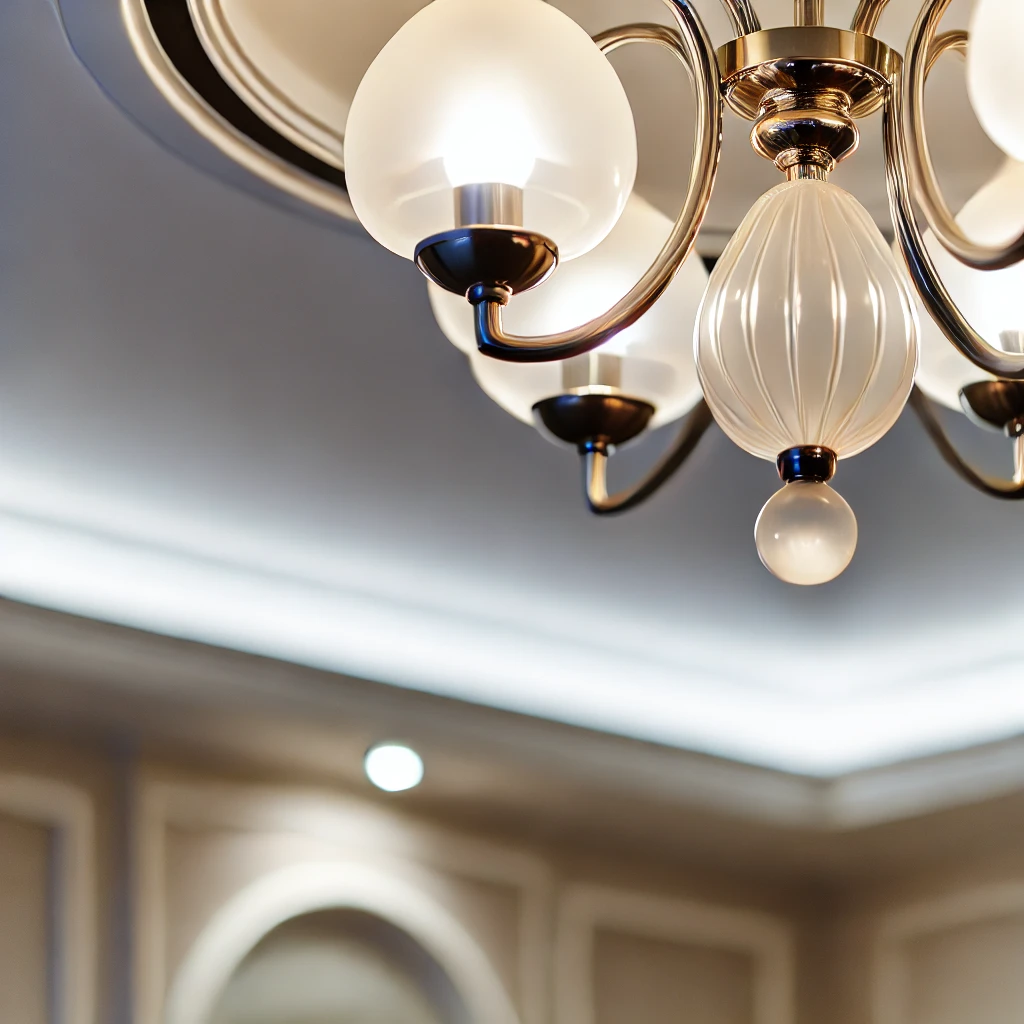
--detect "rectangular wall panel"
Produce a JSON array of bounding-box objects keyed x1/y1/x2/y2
[
  {"x1": 593, "y1": 930, "x2": 755, "y2": 1024},
  {"x1": 904, "y1": 915, "x2": 1024, "y2": 1024},
  {"x1": 0, "y1": 813, "x2": 52, "y2": 1024}
]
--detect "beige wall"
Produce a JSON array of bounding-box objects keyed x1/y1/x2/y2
[
  {"x1": 0, "y1": 813, "x2": 51, "y2": 1024},
  {"x1": 0, "y1": 734, "x2": 1022, "y2": 1024}
]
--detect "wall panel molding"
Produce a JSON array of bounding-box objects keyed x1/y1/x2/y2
[
  {"x1": 134, "y1": 774, "x2": 552, "y2": 1024},
  {"x1": 555, "y1": 883, "x2": 794, "y2": 1024},
  {"x1": 0, "y1": 773, "x2": 97, "y2": 1024},
  {"x1": 872, "y1": 881, "x2": 1024, "y2": 1024}
]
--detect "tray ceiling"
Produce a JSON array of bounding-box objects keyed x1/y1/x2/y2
[{"x1": 3, "y1": 0, "x2": 1019, "y2": 776}]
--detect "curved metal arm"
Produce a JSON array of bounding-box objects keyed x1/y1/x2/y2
[
  {"x1": 475, "y1": 1, "x2": 723, "y2": 364},
  {"x1": 851, "y1": 0, "x2": 891, "y2": 34},
  {"x1": 795, "y1": 0, "x2": 824, "y2": 27},
  {"x1": 720, "y1": 0, "x2": 761, "y2": 35},
  {"x1": 886, "y1": 71, "x2": 1024, "y2": 380},
  {"x1": 904, "y1": 8, "x2": 1024, "y2": 271},
  {"x1": 582, "y1": 400, "x2": 714, "y2": 515},
  {"x1": 909, "y1": 387, "x2": 1024, "y2": 498}
]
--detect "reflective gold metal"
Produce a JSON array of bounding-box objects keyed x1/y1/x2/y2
[
  {"x1": 785, "y1": 161, "x2": 830, "y2": 181},
  {"x1": 472, "y1": 1, "x2": 723, "y2": 364},
  {"x1": 719, "y1": 0, "x2": 761, "y2": 37},
  {"x1": 794, "y1": 0, "x2": 824, "y2": 28},
  {"x1": 903, "y1": 7, "x2": 1024, "y2": 271},
  {"x1": 717, "y1": 27, "x2": 900, "y2": 122},
  {"x1": 752, "y1": 87, "x2": 857, "y2": 173},
  {"x1": 850, "y1": 0, "x2": 891, "y2": 36}
]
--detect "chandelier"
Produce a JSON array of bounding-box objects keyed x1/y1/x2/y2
[{"x1": 340, "y1": 0, "x2": 1024, "y2": 585}]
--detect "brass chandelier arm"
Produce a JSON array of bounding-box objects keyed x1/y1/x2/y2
[
  {"x1": 924, "y1": 29, "x2": 965, "y2": 76},
  {"x1": 592, "y1": 22, "x2": 687, "y2": 60},
  {"x1": 905, "y1": 9, "x2": 1024, "y2": 271},
  {"x1": 474, "y1": 0, "x2": 723, "y2": 364},
  {"x1": 850, "y1": 0, "x2": 891, "y2": 35},
  {"x1": 720, "y1": 0, "x2": 762, "y2": 35},
  {"x1": 909, "y1": 387, "x2": 1024, "y2": 499},
  {"x1": 885, "y1": 72, "x2": 1024, "y2": 380},
  {"x1": 582, "y1": 400, "x2": 715, "y2": 515},
  {"x1": 794, "y1": 0, "x2": 825, "y2": 28}
]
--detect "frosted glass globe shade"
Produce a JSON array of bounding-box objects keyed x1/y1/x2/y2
[
  {"x1": 912, "y1": 160, "x2": 1024, "y2": 410},
  {"x1": 343, "y1": 0, "x2": 637, "y2": 261},
  {"x1": 967, "y1": 0, "x2": 1024, "y2": 161},
  {"x1": 696, "y1": 180, "x2": 918, "y2": 461},
  {"x1": 755, "y1": 482, "x2": 857, "y2": 586},
  {"x1": 429, "y1": 195, "x2": 709, "y2": 429}
]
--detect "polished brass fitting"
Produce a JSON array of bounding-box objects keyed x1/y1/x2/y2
[
  {"x1": 717, "y1": 26, "x2": 900, "y2": 179},
  {"x1": 752, "y1": 87, "x2": 858, "y2": 175}
]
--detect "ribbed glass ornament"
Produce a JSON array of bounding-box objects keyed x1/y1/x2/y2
[{"x1": 696, "y1": 179, "x2": 918, "y2": 461}]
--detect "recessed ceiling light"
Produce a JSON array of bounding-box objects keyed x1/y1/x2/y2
[{"x1": 364, "y1": 743, "x2": 424, "y2": 792}]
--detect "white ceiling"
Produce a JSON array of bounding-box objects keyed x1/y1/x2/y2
[{"x1": 2, "y1": 0, "x2": 1022, "y2": 776}]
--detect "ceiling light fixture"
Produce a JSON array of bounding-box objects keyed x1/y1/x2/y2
[
  {"x1": 342, "y1": 0, "x2": 1024, "y2": 585},
  {"x1": 364, "y1": 743, "x2": 425, "y2": 792}
]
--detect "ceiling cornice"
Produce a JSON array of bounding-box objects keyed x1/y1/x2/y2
[{"x1": 2, "y1": 594, "x2": 1023, "y2": 851}]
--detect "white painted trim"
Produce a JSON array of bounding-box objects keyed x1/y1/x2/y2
[
  {"x1": 136, "y1": 777, "x2": 550, "y2": 1024},
  {"x1": 119, "y1": 0, "x2": 355, "y2": 222},
  {"x1": 164, "y1": 861, "x2": 521, "y2": 1024},
  {"x1": 187, "y1": 0, "x2": 344, "y2": 170},
  {"x1": 0, "y1": 774, "x2": 96, "y2": 1024},
  {"x1": 873, "y1": 881, "x2": 1024, "y2": 1024},
  {"x1": 555, "y1": 884, "x2": 794, "y2": 1024}
]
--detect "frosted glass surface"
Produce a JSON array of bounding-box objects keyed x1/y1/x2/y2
[
  {"x1": 755, "y1": 482, "x2": 857, "y2": 586},
  {"x1": 344, "y1": 0, "x2": 637, "y2": 260},
  {"x1": 913, "y1": 160, "x2": 1024, "y2": 410},
  {"x1": 696, "y1": 180, "x2": 918, "y2": 460},
  {"x1": 429, "y1": 195, "x2": 708, "y2": 428},
  {"x1": 967, "y1": 0, "x2": 1024, "y2": 161}
]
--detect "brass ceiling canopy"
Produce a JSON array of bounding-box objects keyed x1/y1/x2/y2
[
  {"x1": 718, "y1": 26, "x2": 901, "y2": 120},
  {"x1": 718, "y1": 26, "x2": 901, "y2": 174}
]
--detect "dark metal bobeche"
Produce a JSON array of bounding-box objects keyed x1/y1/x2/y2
[
  {"x1": 414, "y1": 227, "x2": 558, "y2": 300},
  {"x1": 533, "y1": 394, "x2": 656, "y2": 455},
  {"x1": 959, "y1": 381, "x2": 1024, "y2": 436}
]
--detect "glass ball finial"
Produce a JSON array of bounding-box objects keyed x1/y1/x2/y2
[{"x1": 754, "y1": 482, "x2": 857, "y2": 586}]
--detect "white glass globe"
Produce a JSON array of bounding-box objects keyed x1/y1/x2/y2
[
  {"x1": 967, "y1": 0, "x2": 1024, "y2": 161},
  {"x1": 912, "y1": 160, "x2": 1024, "y2": 410},
  {"x1": 429, "y1": 195, "x2": 709, "y2": 429},
  {"x1": 343, "y1": 0, "x2": 637, "y2": 261},
  {"x1": 755, "y1": 482, "x2": 858, "y2": 586},
  {"x1": 696, "y1": 179, "x2": 918, "y2": 460}
]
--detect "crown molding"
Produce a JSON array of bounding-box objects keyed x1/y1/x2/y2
[{"x1": 2, "y1": 595, "x2": 1024, "y2": 861}]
